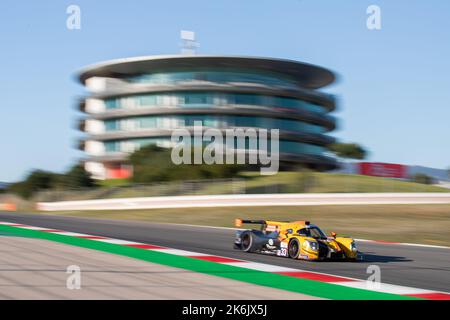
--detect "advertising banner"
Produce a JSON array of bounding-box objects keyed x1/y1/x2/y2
[{"x1": 358, "y1": 162, "x2": 407, "y2": 178}]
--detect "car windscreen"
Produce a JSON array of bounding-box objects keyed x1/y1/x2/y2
[{"x1": 297, "y1": 227, "x2": 326, "y2": 239}]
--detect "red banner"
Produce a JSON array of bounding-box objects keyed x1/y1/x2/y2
[
  {"x1": 106, "y1": 165, "x2": 133, "y2": 179},
  {"x1": 358, "y1": 162, "x2": 407, "y2": 178}
]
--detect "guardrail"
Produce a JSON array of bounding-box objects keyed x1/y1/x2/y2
[{"x1": 36, "y1": 193, "x2": 450, "y2": 211}]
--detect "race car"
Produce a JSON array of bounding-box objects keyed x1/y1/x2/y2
[{"x1": 233, "y1": 218, "x2": 361, "y2": 261}]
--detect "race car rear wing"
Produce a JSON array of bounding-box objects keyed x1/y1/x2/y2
[
  {"x1": 235, "y1": 218, "x2": 310, "y2": 231},
  {"x1": 234, "y1": 219, "x2": 266, "y2": 227},
  {"x1": 235, "y1": 218, "x2": 286, "y2": 233}
]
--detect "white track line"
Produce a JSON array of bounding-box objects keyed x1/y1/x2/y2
[{"x1": 334, "y1": 281, "x2": 435, "y2": 295}]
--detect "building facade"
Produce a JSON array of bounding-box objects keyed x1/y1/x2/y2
[{"x1": 77, "y1": 55, "x2": 338, "y2": 179}]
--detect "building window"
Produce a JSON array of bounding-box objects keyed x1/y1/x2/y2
[{"x1": 181, "y1": 93, "x2": 212, "y2": 106}]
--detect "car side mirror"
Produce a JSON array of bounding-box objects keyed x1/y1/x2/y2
[{"x1": 331, "y1": 232, "x2": 337, "y2": 238}]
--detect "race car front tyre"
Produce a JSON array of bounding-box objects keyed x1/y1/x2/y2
[
  {"x1": 288, "y1": 239, "x2": 300, "y2": 259},
  {"x1": 240, "y1": 231, "x2": 257, "y2": 253}
]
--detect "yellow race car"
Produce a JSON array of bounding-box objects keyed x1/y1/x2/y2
[{"x1": 233, "y1": 219, "x2": 361, "y2": 261}]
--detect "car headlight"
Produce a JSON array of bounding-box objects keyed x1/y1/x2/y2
[
  {"x1": 303, "y1": 240, "x2": 318, "y2": 251},
  {"x1": 350, "y1": 241, "x2": 357, "y2": 252}
]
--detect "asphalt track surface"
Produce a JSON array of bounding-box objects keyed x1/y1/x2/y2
[{"x1": 0, "y1": 212, "x2": 449, "y2": 293}]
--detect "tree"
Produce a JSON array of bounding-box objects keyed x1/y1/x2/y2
[
  {"x1": 128, "y1": 144, "x2": 243, "y2": 183},
  {"x1": 329, "y1": 143, "x2": 368, "y2": 160},
  {"x1": 7, "y1": 170, "x2": 59, "y2": 199},
  {"x1": 57, "y1": 164, "x2": 95, "y2": 189},
  {"x1": 0, "y1": 182, "x2": 8, "y2": 194},
  {"x1": 129, "y1": 145, "x2": 178, "y2": 183},
  {"x1": 6, "y1": 164, "x2": 95, "y2": 198}
]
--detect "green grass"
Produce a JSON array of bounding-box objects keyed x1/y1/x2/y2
[
  {"x1": 241, "y1": 172, "x2": 449, "y2": 193},
  {"x1": 97, "y1": 178, "x2": 130, "y2": 188},
  {"x1": 38, "y1": 204, "x2": 450, "y2": 246}
]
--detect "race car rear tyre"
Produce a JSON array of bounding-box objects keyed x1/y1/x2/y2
[
  {"x1": 241, "y1": 231, "x2": 257, "y2": 253},
  {"x1": 288, "y1": 239, "x2": 300, "y2": 259}
]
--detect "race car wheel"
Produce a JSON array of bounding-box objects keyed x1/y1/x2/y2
[
  {"x1": 288, "y1": 239, "x2": 300, "y2": 259},
  {"x1": 241, "y1": 231, "x2": 257, "y2": 253}
]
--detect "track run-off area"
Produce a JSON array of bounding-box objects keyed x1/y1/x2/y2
[{"x1": 0, "y1": 212, "x2": 449, "y2": 299}]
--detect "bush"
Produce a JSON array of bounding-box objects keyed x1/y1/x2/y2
[{"x1": 411, "y1": 173, "x2": 435, "y2": 185}]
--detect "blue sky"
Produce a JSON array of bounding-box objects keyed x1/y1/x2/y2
[{"x1": 0, "y1": 0, "x2": 449, "y2": 182}]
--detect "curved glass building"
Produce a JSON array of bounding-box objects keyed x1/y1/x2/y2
[{"x1": 77, "y1": 55, "x2": 338, "y2": 179}]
